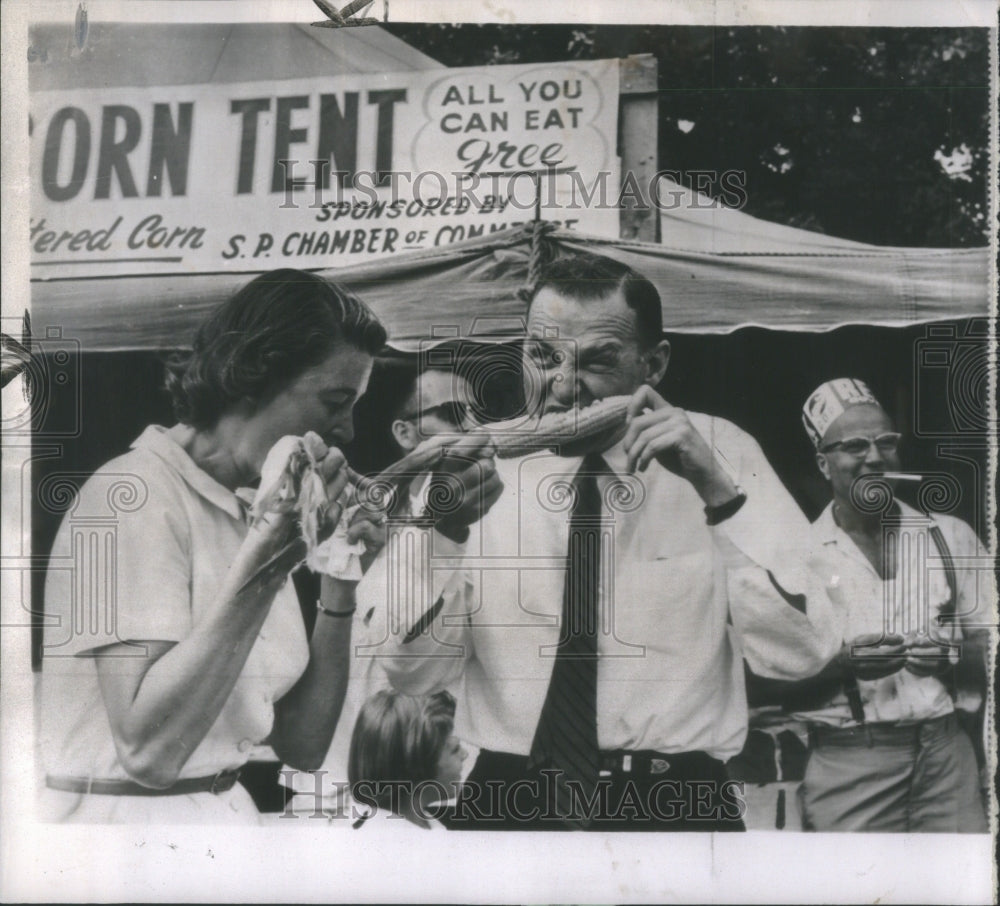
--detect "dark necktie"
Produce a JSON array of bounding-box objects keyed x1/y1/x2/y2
[{"x1": 529, "y1": 452, "x2": 606, "y2": 827}]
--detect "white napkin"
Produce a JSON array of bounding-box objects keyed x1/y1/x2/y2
[
  {"x1": 250, "y1": 435, "x2": 312, "y2": 523},
  {"x1": 245, "y1": 434, "x2": 377, "y2": 580},
  {"x1": 305, "y1": 503, "x2": 367, "y2": 580}
]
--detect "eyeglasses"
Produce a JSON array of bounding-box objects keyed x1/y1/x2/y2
[
  {"x1": 400, "y1": 401, "x2": 470, "y2": 427},
  {"x1": 821, "y1": 433, "x2": 902, "y2": 457}
]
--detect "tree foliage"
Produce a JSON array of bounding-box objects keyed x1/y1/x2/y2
[{"x1": 385, "y1": 25, "x2": 989, "y2": 247}]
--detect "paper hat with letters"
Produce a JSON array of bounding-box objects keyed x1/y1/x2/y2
[{"x1": 802, "y1": 378, "x2": 881, "y2": 447}]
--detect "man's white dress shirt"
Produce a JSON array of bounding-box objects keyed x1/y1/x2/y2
[
  {"x1": 380, "y1": 413, "x2": 840, "y2": 762},
  {"x1": 792, "y1": 500, "x2": 988, "y2": 728}
]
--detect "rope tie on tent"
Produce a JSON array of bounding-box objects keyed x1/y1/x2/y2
[{"x1": 516, "y1": 220, "x2": 559, "y2": 303}]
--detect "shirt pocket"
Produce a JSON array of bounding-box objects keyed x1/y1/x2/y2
[{"x1": 609, "y1": 550, "x2": 716, "y2": 654}]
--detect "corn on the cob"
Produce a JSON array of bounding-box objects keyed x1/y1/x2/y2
[
  {"x1": 237, "y1": 394, "x2": 649, "y2": 590},
  {"x1": 344, "y1": 396, "x2": 633, "y2": 518},
  {"x1": 488, "y1": 395, "x2": 632, "y2": 458},
  {"x1": 345, "y1": 437, "x2": 449, "y2": 516}
]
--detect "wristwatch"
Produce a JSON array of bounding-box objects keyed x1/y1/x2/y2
[{"x1": 704, "y1": 488, "x2": 747, "y2": 526}]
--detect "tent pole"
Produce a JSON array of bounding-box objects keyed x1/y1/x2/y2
[{"x1": 619, "y1": 54, "x2": 659, "y2": 243}]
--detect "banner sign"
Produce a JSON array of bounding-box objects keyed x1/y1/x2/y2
[{"x1": 29, "y1": 59, "x2": 620, "y2": 279}]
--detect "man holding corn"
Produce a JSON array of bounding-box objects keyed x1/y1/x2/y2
[{"x1": 381, "y1": 252, "x2": 840, "y2": 831}]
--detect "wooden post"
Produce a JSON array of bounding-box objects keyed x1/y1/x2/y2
[{"x1": 618, "y1": 54, "x2": 659, "y2": 243}]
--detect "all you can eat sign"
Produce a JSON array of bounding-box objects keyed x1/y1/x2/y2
[{"x1": 29, "y1": 59, "x2": 620, "y2": 278}]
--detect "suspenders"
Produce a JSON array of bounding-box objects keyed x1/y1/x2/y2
[
  {"x1": 929, "y1": 522, "x2": 959, "y2": 624},
  {"x1": 929, "y1": 522, "x2": 960, "y2": 699},
  {"x1": 842, "y1": 517, "x2": 959, "y2": 726}
]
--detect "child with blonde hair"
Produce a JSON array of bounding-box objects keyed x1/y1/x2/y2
[{"x1": 348, "y1": 689, "x2": 467, "y2": 830}]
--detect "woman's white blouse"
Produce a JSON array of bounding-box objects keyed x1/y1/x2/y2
[{"x1": 40, "y1": 425, "x2": 309, "y2": 820}]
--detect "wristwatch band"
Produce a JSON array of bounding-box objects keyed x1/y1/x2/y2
[{"x1": 704, "y1": 490, "x2": 747, "y2": 526}]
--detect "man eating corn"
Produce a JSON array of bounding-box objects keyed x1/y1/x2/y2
[{"x1": 379, "y1": 252, "x2": 841, "y2": 831}]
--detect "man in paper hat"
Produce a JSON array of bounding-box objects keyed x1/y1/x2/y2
[{"x1": 790, "y1": 378, "x2": 988, "y2": 832}]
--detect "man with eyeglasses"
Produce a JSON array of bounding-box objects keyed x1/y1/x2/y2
[
  {"x1": 389, "y1": 367, "x2": 473, "y2": 481},
  {"x1": 282, "y1": 363, "x2": 478, "y2": 818},
  {"x1": 789, "y1": 378, "x2": 988, "y2": 833}
]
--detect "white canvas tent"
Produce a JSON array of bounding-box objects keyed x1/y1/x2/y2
[
  {"x1": 28, "y1": 20, "x2": 439, "y2": 90},
  {"x1": 27, "y1": 22, "x2": 988, "y2": 350},
  {"x1": 31, "y1": 203, "x2": 990, "y2": 352}
]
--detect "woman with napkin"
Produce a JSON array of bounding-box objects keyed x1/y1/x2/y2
[{"x1": 39, "y1": 269, "x2": 387, "y2": 823}]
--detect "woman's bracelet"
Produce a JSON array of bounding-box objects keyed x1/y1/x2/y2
[{"x1": 316, "y1": 601, "x2": 356, "y2": 619}]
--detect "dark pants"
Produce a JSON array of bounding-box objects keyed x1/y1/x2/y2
[{"x1": 442, "y1": 749, "x2": 746, "y2": 831}]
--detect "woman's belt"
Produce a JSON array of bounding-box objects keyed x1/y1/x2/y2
[{"x1": 46, "y1": 768, "x2": 241, "y2": 796}]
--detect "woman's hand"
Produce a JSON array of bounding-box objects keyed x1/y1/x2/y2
[
  {"x1": 303, "y1": 433, "x2": 349, "y2": 497},
  {"x1": 300, "y1": 433, "x2": 351, "y2": 544}
]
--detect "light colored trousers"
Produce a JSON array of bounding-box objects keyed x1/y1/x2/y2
[{"x1": 798, "y1": 712, "x2": 987, "y2": 833}]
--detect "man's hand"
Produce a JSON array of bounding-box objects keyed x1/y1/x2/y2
[
  {"x1": 346, "y1": 507, "x2": 388, "y2": 574},
  {"x1": 903, "y1": 636, "x2": 955, "y2": 678},
  {"x1": 622, "y1": 386, "x2": 738, "y2": 505},
  {"x1": 840, "y1": 632, "x2": 908, "y2": 681},
  {"x1": 345, "y1": 508, "x2": 387, "y2": 553},
  {"x1": 426, "y1": 432, "x2": 504, "y2": 543}
]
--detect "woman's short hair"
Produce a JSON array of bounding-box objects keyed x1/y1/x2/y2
[
  {"x1": 165, "y1": 268, "x2": 387, "y2": 428},
  {"x1": 528, "y1": 252, "x2": 663, "y2": 347},
  {"x1": 348, "y1": 689, "x2": 456, "y2": 808}
]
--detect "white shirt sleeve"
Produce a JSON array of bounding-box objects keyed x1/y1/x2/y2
[
  {"x1": 941, "y1": 515, "x2": 993, "y2": 634},
  {"x1": 938, "y1": 515, "x2": 993, "y2": 713},
  {"x1": 701, "y1": 418, "x2": 841, "y2": 679},
  {"x1": 362, "y1": 524, "x2": 474, "y2": 696},
  {"x1": 43, "y1": 459, "x2": 193, "y2": 659}
]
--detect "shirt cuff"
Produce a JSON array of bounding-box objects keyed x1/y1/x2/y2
[
  {"x1": 431, "y1": 528, "x2": 468, "y2": 560},
  {"x1": 712, "y1": 494, "x2": 808, "y2": 594},
  {"x1": 704, "y1": 491, "x2": 747, "y2": 526}
]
